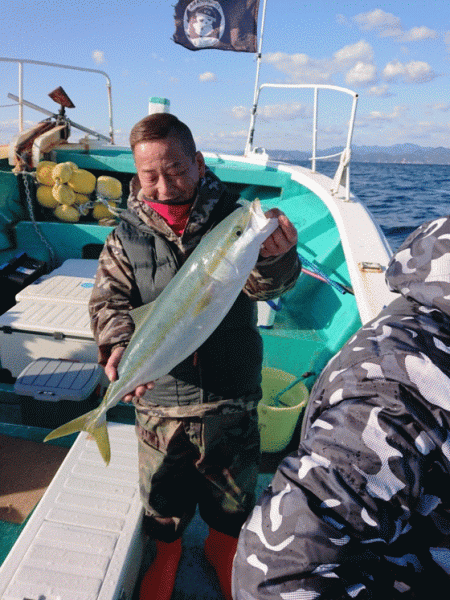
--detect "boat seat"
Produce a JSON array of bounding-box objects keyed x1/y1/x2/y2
[{"x1": 0, "y1": 423, "x2": 145, "y2": 600}]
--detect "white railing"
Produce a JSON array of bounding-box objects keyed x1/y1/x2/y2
[
  {"x1": 0, "y1": 57, "x2": 114, "y2": 143},
  {"x1": 245, "y1": 83, "x2": 359, "y2": 200}
]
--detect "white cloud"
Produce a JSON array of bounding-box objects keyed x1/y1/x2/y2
[
  {"x1": 445, "y1": 31, "x2": 450, "y2": 50},
  {"x1": 333, "y1": 40, "x2": 374, "y2": 67},
  {"x1": 231, "y1": 103, "x2": 311, "y2": 123},
  {"x1": 366, "y1": 84, "x2": 394, "y2": 98},
  {"x1": 383, "y1": 60, "x2": 438, "y2": 84},
  {"x1": 427, "y1": 102, "x2": 450, "y2": 112},
  {"x1": 263, "y1": 40, "x2": 375, "y2": 86},
  {"x1": 263, "y1": 52, "x2": 331, "y2": 83},
  {"x1": 357, "y1": 106, "x2": 408, "y2": 129},
  {"x1": 353, "y1": 9, "x2": 402, "y2": 38},
  {"x1": 383, "y1": 60, "x2": 406, "y2": 80},
  {"x1": 92, "y1": 50, "x2": 105, "y2": 64},
  {"x1": 345, "y1": 62, "x2": 377, "y2": 86},
  {"x1": 198, "y1": 129, "x2": 248, "y2": 150},
  {"x1": 231, "y1": 105, "x2": 250, "y2": 121},
  {"x1": 336, "y1": 14, "x2": 351, "y2": 27},
  {"x1": 397, "y1": 121, "x2": 450, "y2": 145},
  {"x1": 199, "y1": 72, "x2": 217, "y2": 82},
  {"x1": 258, "y1": 102, "x2": 311, "y2": 122},
  {"x1": 217, "y1": 130, "x2": 248, "y2": 139},
  {"x1": 156, "y1": 70, "x2": 179, "y2": 84},
  {"x1": 353, "y1": 10, "x2": 437, "y2": 42},
  {"x1": 402, "y1": 26, "x2": 437, "y2": 42}
]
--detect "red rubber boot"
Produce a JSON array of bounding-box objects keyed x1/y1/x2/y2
[
  {"x1": 139, "y1": 538, "x2": 182, "y2": 600},
  {"x1": 204, "y1": 528, "x2": 239, "y2": 600}
]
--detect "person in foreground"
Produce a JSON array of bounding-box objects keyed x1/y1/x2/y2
[
  {"x1": 233, "y1": 216, "x2": 450, "y2": 599},
  {"x1": 88, "y1": 112, "x2": 300, "y2": 600}
]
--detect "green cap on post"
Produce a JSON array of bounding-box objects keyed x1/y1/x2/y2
[{"x1": 148, "y1": 97, "x2": 170, "y2": 114}]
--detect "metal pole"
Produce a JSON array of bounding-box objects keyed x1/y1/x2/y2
[
  {"x1": 1, "y1": 57, "x2": 114, "y2": 142},
  {"x1": 344, "y1": 93, "x2": 358, "y2": 200},
  {"x1": 244, "y1": 0, "x2": 268, "y2": 155},
  {"x1": 312, "y1": 87, "x2": 318, "y2": 173},
  {"x1": 106, "y1": 81, "x2": 114, "y2": 144},
  {"x1": 18, "y1": 61, "x2": 23, "y2": 132},
  {"x1": 8, "y1": 94, "x2": 111, "y2": 142}
]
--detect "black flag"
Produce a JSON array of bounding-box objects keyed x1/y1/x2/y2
[{"x1": 173, "y1": 0, "x2": 260, "y2": 52}]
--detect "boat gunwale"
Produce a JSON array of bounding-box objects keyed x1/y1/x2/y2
[{"x1": 203, "y1": 151, "x2": 397, "y2": 324}]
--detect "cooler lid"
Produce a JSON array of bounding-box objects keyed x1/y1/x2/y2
[
  {"x1": 14, "y1": 358, "x2": 104, "y2": 402},
  {"x1": 50, "y1": 258, "x2": 98, "y2": 278},
  {"x1": 16, "y1": 274, "x2": 95, "y2": 304},
  {"x1": 0, "y1": 299, "x2": 93, "y2": 338}
]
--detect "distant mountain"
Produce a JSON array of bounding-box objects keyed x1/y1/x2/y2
[{"x1": 268, "y1": 144, "x2": 450, "y2": 165}]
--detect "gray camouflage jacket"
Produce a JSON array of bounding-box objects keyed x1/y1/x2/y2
[{"x1": 233, "y1": 216, "x2": 450, "y2": 599}]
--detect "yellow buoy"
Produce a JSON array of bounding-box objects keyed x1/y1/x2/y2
[
  {"x1": 96, "y1": 175, "x2": 122, "y2": 200},
  {"x1": 36, "y1": 161, "x2": 57, "y2": 186},
  {"x1": 52, "y1": 183, "x2": 76, "y2": 206},
  {"x1": 54, "y1": 204, "x2": 80, "y2": 222},
  {"x1": 74, "y1": 192, "x2": 91, "y2": 205},
  {"x1": 93, "y1": 201, "x2": 117, "y2": 220},
  {"x1": 36, "y1": 185, "x2": 58, "y2": 209},
  {"x1": 52, "y1": 162, "x2": 75, "y2": 184},
  {"x1": 68, "y1": 169, "x2": 96, "y2": 195}
]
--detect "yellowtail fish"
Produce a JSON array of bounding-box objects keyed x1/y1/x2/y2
[{"x1": 45, "y1": 200, "x2": 278, "y2": 464}]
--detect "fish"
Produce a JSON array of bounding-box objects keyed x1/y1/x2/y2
[{"x1": 44, "y1": 200, "x2": 279, "y2": 464}]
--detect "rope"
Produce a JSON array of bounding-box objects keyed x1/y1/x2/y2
[
  {"x1": 331, "y1": 147, "x2": 351, "y2": 195},
  {"x1": 94, "y1": 194, "x2": 124, "y2": 217}
]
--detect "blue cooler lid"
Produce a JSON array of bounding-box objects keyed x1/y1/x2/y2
[{"x1": 14, "y1": 358, "x2": 104, "y2": 402}]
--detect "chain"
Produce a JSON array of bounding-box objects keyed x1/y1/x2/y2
[{"x1": 21, "y1": 172, "x2": 57, "y2": 271}]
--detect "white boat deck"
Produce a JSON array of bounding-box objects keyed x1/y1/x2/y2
[{"x1": 0, "y1": 423, "x2": 145, "y2": 600}]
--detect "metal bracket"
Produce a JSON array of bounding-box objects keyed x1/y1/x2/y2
[{"x1": 359, "y1": 261, "x2": 384, "y2": 273}]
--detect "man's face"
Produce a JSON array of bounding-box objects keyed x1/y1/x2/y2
[{"x1": 134, "y1": 137, "x2": 205, "y2": 204}]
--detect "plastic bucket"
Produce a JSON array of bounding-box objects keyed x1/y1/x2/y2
[{"x1": 258, "y1": 367, "x2": 309, "y2": 452}]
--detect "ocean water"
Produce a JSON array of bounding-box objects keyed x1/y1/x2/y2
[{"x1": 300, "y1": 161, "x2": 450, "y2": 252}]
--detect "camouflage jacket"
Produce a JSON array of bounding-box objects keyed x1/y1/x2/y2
[
  {"x1": 89, "y1": 168, "x2": 300, "y2": 363},
  {"x1": 234, "y1": 216, "x2": 450, "y2": 599}
]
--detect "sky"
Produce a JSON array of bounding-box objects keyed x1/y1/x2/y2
[{"x1": 1, "y1": 0, "x2": 450, "y2": 153}]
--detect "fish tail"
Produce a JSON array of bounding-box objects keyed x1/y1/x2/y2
[{"x1": 44, "y1": 408, "x2": 111, "y2": 465}]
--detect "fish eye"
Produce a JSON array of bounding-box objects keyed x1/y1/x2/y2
[{"x1": 235, "y1": 229, "x2": 242, "y2": 237}]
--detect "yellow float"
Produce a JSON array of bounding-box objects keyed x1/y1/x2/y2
[{"x1": 68, "y1": 169, "x2": 96, "y2": 195}]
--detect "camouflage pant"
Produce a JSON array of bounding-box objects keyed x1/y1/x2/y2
[{"x1": 134, "y1": 404, "x2": 260, "y2": 542}]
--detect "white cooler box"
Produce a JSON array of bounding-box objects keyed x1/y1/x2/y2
[
  {"x1": 0, "y1": 259, "x2": 99, "y2": 377},
  {"x1": 15, "y1": 258, "x2": 98, "y2": 304},
  {"x1": 14, "y1": 358, "x2": 105, "y2": 428}
]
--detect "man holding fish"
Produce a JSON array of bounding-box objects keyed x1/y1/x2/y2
[{"x1": 88, "y1": 113, "x2": 300, "y2": 600}]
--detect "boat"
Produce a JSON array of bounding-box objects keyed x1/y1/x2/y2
[{"x1": 0, "y1": 55, "x2": 396, "y2": 600}]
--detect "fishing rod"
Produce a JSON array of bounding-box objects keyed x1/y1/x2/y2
[
  {"x1": 299, "y1": 253, "x2": 354, "y2": 295},
  {"x1": 263, "y1": 253, "x2": 354, "y2": 319}
]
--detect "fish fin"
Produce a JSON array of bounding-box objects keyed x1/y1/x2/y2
[
  {"x1": 91, "y1": 421, "x2": 111, "y2": 465},
  {"x1": 130, "y1": 302, "x2": 155, "y2": 329},
  {"x1": 44, "y1": 409, "x2": 111, "y2": 465}
]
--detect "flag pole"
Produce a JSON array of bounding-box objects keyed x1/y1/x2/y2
[{"x1": 245, "y1": 0, "x2": 268, "y2": 155}]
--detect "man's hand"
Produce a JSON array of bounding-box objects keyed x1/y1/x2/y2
[
  {"x1": 105, "y1": 346, "x2": 155, "y2": 403},
  {"x1": 260, "y1": 209, "x2": 298, "y2": 258}
]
